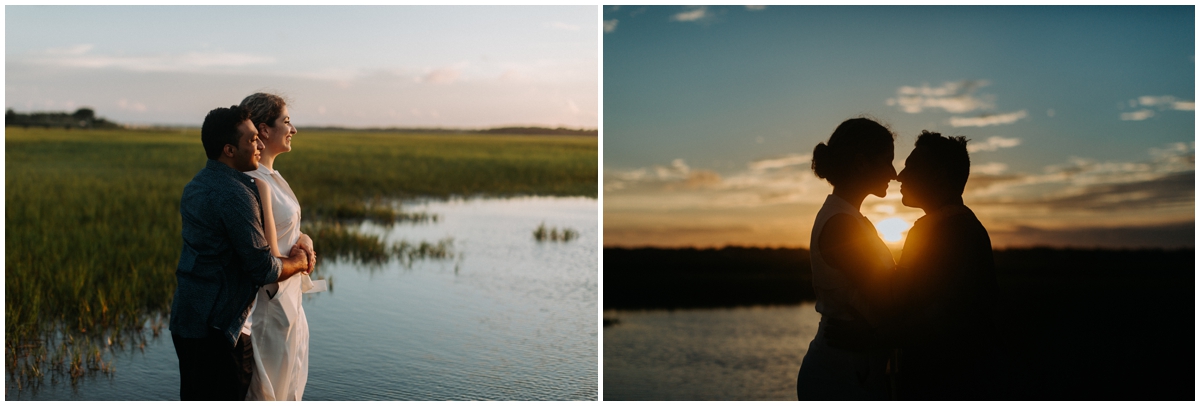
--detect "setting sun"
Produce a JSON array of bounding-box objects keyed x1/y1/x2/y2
[{"x1": 875, "y1": 217, "x2": 912, "y2": 243}]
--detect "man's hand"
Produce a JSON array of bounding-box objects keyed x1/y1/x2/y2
[
  {"x1": 298, "y1": 233, "x2": 316, "y2": 274},
  {"x1": 278, "y1": 243, "x2": 312, "y2": 282}
]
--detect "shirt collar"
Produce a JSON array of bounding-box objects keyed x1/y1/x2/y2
[
  {"x1": 246, "y1": 164, "x2": 274, "y2": 177},
  {"x1": 925, "y1": 196, "x2": 966, "y2": 216},
  {"x1": 206, "y1": 159, "x2": 255, "y2": 184}
]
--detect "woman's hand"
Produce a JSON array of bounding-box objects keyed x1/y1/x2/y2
[{"x1": 298, "y1": 233, "x2": 316, "y2": 273}]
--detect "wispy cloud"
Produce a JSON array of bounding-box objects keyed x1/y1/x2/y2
[
  {"x1": 671, "y1": 6, "x2": 709, "y2": 22},
  {"x1": 1137, "y1": 95, "x2": 1193, "y2": 110},
  {"x1": 422, "y1": 66, "x2": 461, "y2": 84},
  {"x1": 604, "y1": 19, "x2": 619, "y2": 33},
  {"x1": 972, "y1": 162, "x2": 1009, "y2": 175},
  {"x1": 1120, "y1": 109, "x2": 1155, "y2": 121},
  {"x1": 606, "y1": 154, "x2": 833, "y2": 208},
  {"x1": 23, "y1": 45, "x2": 275, "y2": 72},
  {"x1": 1119, "y1": 94, "x2": 1194, "y2": 120},
  {"x1": 967, "y1": 142, "x2": 1194, "y2": 214},
  {"x1": 950, "y1": 110, "x2": 1028, "y2": 127},
  {"x1": 886, "y1": 80, "x2": 995, "y2": 114},
  {"x1": 747, "y1": 153, "x2": 811, "y2": 171},
  {"x1": 966, "y1": 136, "x2": 1022, "y2": 153}
]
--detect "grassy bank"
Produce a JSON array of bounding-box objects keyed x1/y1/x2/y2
[{"x1": 5, "y1": 127, "x2": 596, "y2": 387}]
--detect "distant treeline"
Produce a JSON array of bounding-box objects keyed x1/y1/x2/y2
[
  {"x1": 5, "y1": 108, "x2": 121, "y2": 130},
  {"x1": 297, "y1": 126, "x2": 597, "y2": 136},
  {"x1": 603, "y1": 246, "x2": 1194, "y2": 310}
]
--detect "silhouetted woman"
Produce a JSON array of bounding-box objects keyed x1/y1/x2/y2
[{"x1": 795, "y1": 117, "x2": 897, "y2": 400}]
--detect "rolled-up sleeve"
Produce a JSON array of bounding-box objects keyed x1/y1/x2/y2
[{"x1": 219, "y1": 188, "x2": 281, "y2": 285}]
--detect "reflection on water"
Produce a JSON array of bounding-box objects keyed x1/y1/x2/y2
[
  {"x1": 8, "y1": 196, "x2": 597, "y2": 400},
  {"x1": 603, "y1": 304, "x2": 820, "y2": 401}
]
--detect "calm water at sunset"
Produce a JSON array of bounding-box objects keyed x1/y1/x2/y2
[{"x1": 604, "y1": 304, "x2": 821, "y2": 401}]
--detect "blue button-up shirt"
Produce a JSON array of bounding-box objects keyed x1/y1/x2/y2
[{"x1": 170, "y1": 159, "x2": 281, "y2": 347}]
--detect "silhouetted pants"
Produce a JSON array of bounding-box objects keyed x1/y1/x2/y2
[
  {"x1": 172, "y1": 329, "x2": 254, "y2": 401},
  {"x1": 796, "y1": 320, "x2": 890, "y2": 400}
]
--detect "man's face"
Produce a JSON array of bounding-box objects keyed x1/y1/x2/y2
[
  {"x1": 229, "y1": 119, "x2": 262, "y2": 171},
  {"x1": 897, "y1": 146, "x2": 937, "y2": 209}
]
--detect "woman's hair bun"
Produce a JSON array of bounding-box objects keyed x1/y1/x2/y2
[{"x1": 811, "y1": 142, "x2": 831, "y2": 179}]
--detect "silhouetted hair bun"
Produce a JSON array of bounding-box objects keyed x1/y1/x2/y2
[
  {"x1": 811, "y1": 117, "x2": 895, "y2": 186},
  {"x1": 811, "y1": 142, "x2": 834, "y2": 179}
]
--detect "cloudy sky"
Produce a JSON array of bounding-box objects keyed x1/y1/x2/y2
[
  {"x1": 7, "y1": 6, "x2": 597, "y2": 128},
  {"x1": 603, "y1": 6, "x2": 1194, "y2": 249}
]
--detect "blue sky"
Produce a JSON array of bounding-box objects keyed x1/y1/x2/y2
[
  {"x1": 603, "y1": 6, "x2": 1194, "y2": 248},
  {"x1": 7, "y1": 6, "x2": 597, "y2": 128}
]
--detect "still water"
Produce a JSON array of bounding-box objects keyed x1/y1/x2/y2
[
  {"x1": 8, "y1": 196, "x2": 598, "y2": 400},
  {"x1": 603, "y1": 304, "x2": 820, "y2": 401}
]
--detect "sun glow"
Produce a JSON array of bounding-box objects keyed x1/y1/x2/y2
[{"x1": 875, "y1": 217, "x2": 912, "y2": 243}]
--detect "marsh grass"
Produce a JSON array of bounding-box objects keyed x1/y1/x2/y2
[
  {"x1": 302, "y1": 221, "x2": 455, "y2": 269},
  {"x1": 391, "y1": 238, "x2": 456, "y2": 266},
  {"x1": 315, "y1": 199, "x2": 438, "y2": 225},
  {"x1": 534, "y1": 222, "x2": 580, "y2": 242},
  {"x1": 5, "y1": 127, "x2": 596, "y2": 389}
]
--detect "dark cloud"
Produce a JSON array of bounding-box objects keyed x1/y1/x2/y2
[
  {"x1": 989, "y1": 221, "x2": 1194, "y2": 249},
  {"x1": 975, "y1": 171, "x2": 1194, "y2": 212}
]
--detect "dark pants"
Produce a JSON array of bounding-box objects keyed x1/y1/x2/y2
[{"x1": 172, "y1": 329, "x2": 254, "y2": 401}]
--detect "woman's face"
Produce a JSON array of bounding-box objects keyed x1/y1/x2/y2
[
  {"x1": 261, "y1": 106, "x2": 296, "y2": 154},
  {"x1": 864, "y1": 146, "x2": 896, "y2": 198}
]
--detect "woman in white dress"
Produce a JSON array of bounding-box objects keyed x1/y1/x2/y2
[
  {"x1": 240, "y1": 92, "x2": 320, "y2": 401},
  {"x1": 795, "y1": 117, "x2": 898, "y2": 400}
]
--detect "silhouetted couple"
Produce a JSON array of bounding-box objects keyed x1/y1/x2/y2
[{"x1": 795, "y1": 118, "x2": 1001, "y2": 400}]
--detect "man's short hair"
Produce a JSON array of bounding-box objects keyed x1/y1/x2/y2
[
  {"x1": 201, "y1": 105, "x2": 252, "y2": 160},
  {"x1": 914, "y1": 130, "x2": 971, "y2": 195}
]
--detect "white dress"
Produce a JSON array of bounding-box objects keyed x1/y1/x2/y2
[
  {"x1": 795, "y1": 194, "x2": 896, "y2": 400},
  {"x1": 245, "y1": 166, "x2": 319, "y2": 401}
]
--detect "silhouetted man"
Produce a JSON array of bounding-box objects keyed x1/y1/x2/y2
[{"x1": 892, "y1": 130, "x2": 1000, "y2": 400}]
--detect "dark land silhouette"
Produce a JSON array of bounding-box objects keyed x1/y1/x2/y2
[
  {"x1": 5, "y1": 108, "x2": 121, "y2": 130},
  {"x1": 604, "y1": 246, "x2": 1194, "y2": 400}
]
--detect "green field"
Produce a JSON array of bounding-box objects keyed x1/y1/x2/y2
[{"x1": 4, "y1": 127, "x2": 596, "y2": 385}]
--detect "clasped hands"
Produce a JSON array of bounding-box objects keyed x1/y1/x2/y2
[{"x1": 287, "y1": 233, "x2": 317, "y2": 274}]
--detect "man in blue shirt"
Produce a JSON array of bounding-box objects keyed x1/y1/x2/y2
[{"x1": 170, "y1": 105, "x2": 313, "y2": 401}]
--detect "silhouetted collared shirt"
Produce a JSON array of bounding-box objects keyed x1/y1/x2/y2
[
  {"x1": 896, "y1": 198, "x2": 997, "y2": 348},
  {"x1": 170, "y1": 159, "x2": 281, "y2": 347}
]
